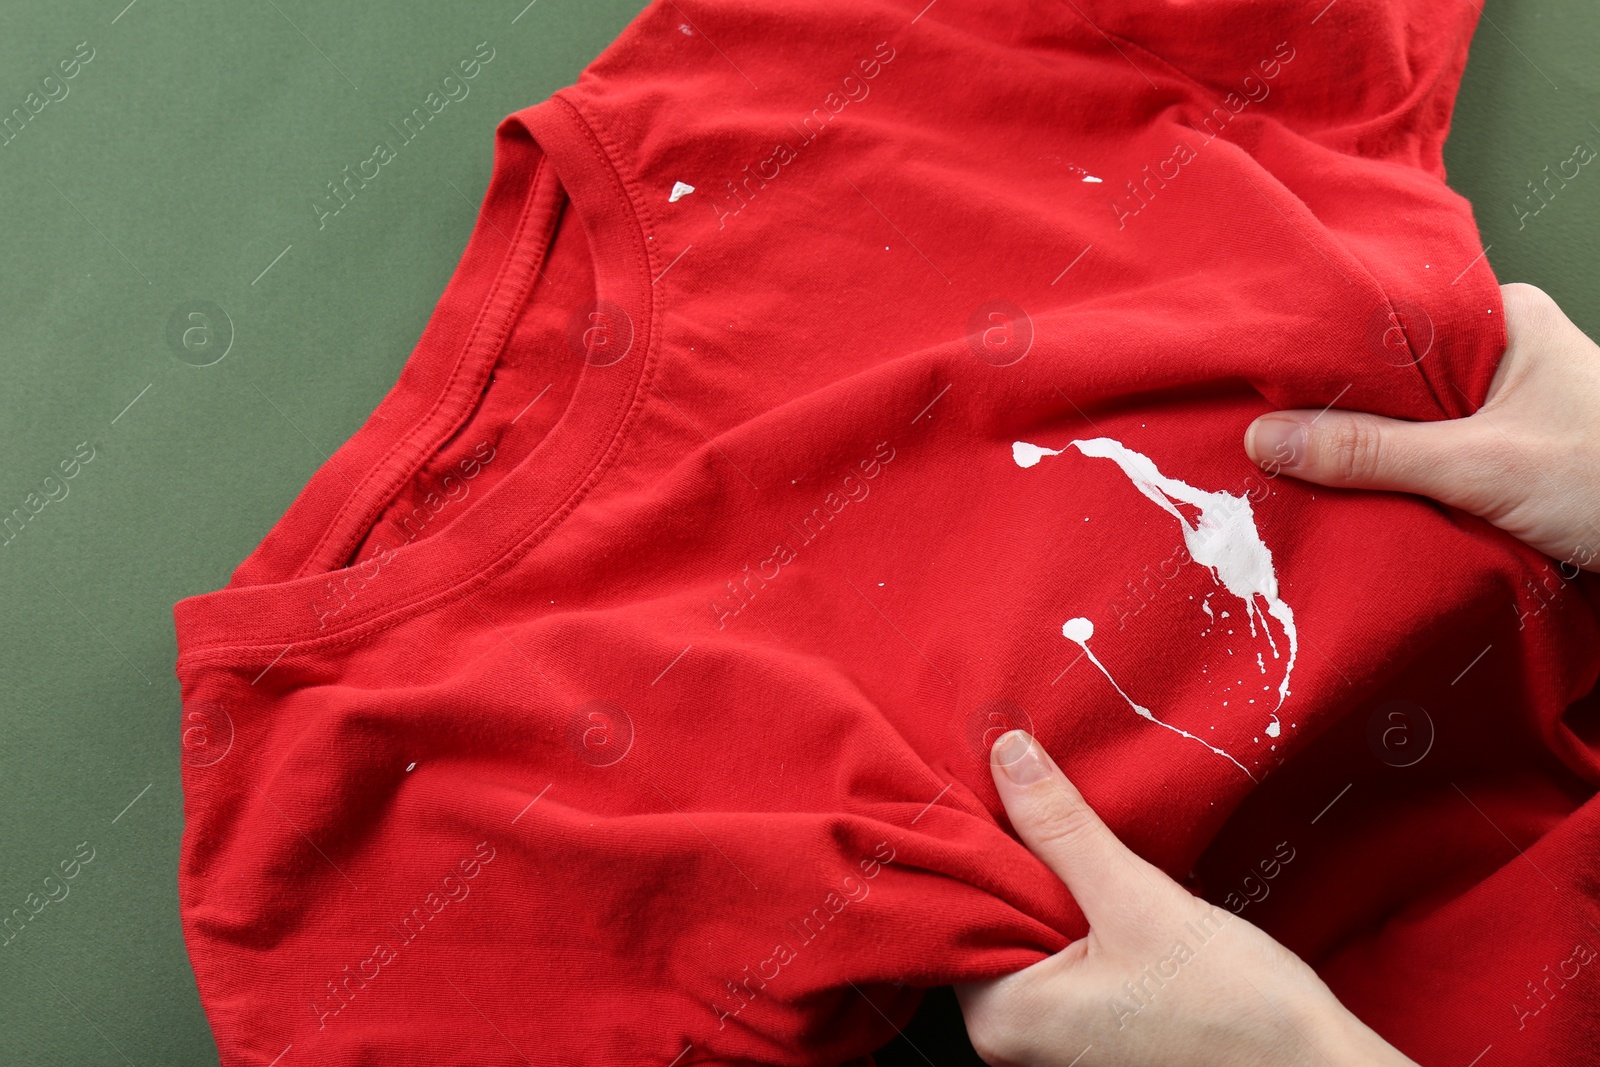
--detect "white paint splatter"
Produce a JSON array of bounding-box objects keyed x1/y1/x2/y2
[
  {"x1": 1063, "y1": 616, "x2": 1256, "y2": 782},
  {"x1": 1014, "y1": 437, "x2": 1297, "y2": 744},
  {"x1": 669, "y1": 181, "x2": 695, "y2": 202},
  {"x1": 1012, "y1": 441, "x2": 1064, "y2": 468},
  {"x1": 1082, "y1": 174, "x2": 1103, "y2": 183}
]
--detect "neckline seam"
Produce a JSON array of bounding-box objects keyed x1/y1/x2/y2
[
  {"x1": 290, "y1": 152, "x2": 556, "y2": 583},
  {"x1": 175, "y1": 95, "x2": 659, "y2": 666}
]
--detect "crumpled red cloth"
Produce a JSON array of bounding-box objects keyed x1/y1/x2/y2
[{"x1": 173, "y1": 1, "x2": 1600, "y2": 1063}]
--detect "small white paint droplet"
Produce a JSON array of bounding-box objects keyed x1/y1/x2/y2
[
  {"x1": 1082, "y1": 174, "x2": 1103, "y2": 183},
  {"x1": 1063, "y1": 617, "x2": 1094, "y2": 643},
  {"x1": 669, "y1": 181, "x2": 695, "y2": 202},
  {"x1": 1265, "y1": 721, "x2": 1281, "y2": 738},
  {"x1": 405, "y1": 762, "x2": 417, "y2": 772}
]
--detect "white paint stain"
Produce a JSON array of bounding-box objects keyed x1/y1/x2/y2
[
  {"x1": 1082, "y1": 174, "x2": 1103, "y2": 183},
  {"x1": 1012, "y1": 441, "x2": 1064, "y2": 468},
  {"x1": 1063, "y1": 617, "x2": 1256, "y2": 782},
  {"x1": 1015, "y1": 437, "x2": 1298, "y2": 745},
  {"x1": 669, "y1": 181, "x2": 695, "y2": 202}
]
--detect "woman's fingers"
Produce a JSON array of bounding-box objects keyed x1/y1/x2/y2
[
  {"x1": 989, "y1": 730, "x2": 1180, "y2": 931},
  {"x1": 971, "y1": 733, "x2": 1422, "y2": 1066},
  {"x1": 1243, "y1": 407, "x2": 1496, "y2": 512},
  {"x1": 1243, "y1": 284, "x2": 1600, "y2": 572}
]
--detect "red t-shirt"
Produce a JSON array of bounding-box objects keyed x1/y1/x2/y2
[{"x1": 173, "y1": 1, "x2": 1600, "y2": 1063}]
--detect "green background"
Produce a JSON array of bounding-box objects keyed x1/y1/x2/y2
[{"x1": 0, "y1": 1, "x2": 1592, "y2": 1062}]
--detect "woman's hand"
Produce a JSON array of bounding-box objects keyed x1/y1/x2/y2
[
  {"x1": 1244, "y1": 282, "x2": 1600, "y2": 573},
  {"x1": 955, "y1": 731, "x2": 1416, "y2": 1067}
]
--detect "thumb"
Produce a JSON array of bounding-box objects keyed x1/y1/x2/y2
[
  {"x1": 1244, "y1": 408, "x2": 1496, "y2": 509},
  {"x1": 990, "y1": 731, "x2": 1181, "y2": 929}
]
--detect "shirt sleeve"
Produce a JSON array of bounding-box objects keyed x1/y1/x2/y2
[{"x1": 1072, "y1": 0, "x2": 1482, "y2": 179}]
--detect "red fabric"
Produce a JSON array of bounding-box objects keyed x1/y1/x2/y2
[{"x1": 172, "y1": 1, "x2": 1600, "y2": 1063}]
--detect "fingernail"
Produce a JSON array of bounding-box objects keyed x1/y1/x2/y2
[
  {"x1": 993, "y1": 730, "x2": 1051, "y2": 784},
  {"x1": 1247, "y1": 416, "x2": 1308, "y2": 471}
]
